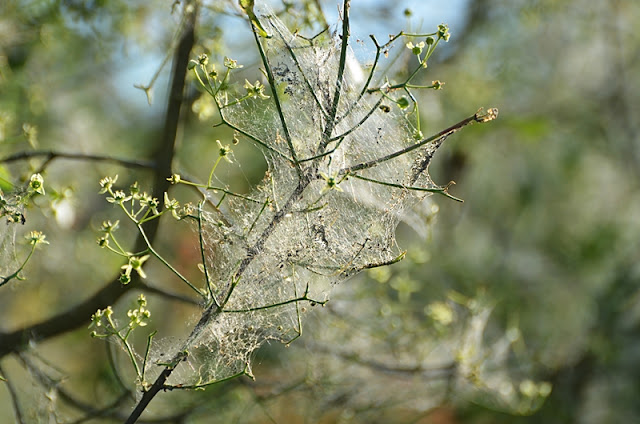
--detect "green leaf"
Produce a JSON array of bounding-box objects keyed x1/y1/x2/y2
[{"x1": 0, "y1": 165, "x2": 13, "y2": 192}]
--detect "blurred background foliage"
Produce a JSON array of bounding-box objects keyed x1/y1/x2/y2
[{"x1": 1, "y1": 0, "x2": 639, "y2": 423}]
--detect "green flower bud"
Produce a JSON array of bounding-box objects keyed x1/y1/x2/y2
[
  {"x1": 397, "y1": 97, "x2": 410, "y2": 109},
  {"x1": 197, "y1": 53, "x2": 208, "y2": 66},
  {"x1": 223, "y1": 57, "x2": 243, "y2": 69},
  {"x1": 432, "y1": 80, "x2": 444, "y2": 90},
  {"x1": 29, "y1": 173, "x2": 45, "y2": 195},
  {"x1": 437, "y1": 24, "x2": 450, "y2": 41},
  {"x1": 119, "y1": 273, "x2": 131, "y2": 285}
]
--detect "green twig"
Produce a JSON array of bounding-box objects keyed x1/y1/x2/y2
[
  {"x1": 253, "y1": 27, "x2": 303, "y2": 176},
  {"x1": 223, "y1": 284, "x2": 327, "y2": 313},
  {"x1": 318, "y1": 0, "x2": 351, "y2": 153},
  {"x1": 247, "y1": 198, "x2": 271, "y2": 235},
  {"x1": 137, "y1": 225, "x2": 205, "y2": 299},
  {"x1": 212, "y1": 119, "x2": 293, "y2": 163},
  {"x1": 340, "y1": 109, "x2": 490, "y2": 175},
  {"x1": 164, "y1": 368, "x2": 250, "y2": 390},
  {"x1": 141, "y1": 330, "x2": 157, "y2": 385},
  {"x1": 0, "y1": 243, "x2": 37, "y2": 288},
  {"x1": 351, "y1": 173, "x2": 463, "y2": 202}
]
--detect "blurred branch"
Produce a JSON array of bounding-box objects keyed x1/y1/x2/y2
[
  {"x1": 0, "y1": 1, "x2": 196, "y2": 360},
  {"x1": 0, "y1": 151, "x2": 156, "y2": 170},
  {"x1": 123, "y1": 2, "x2": 198, "y2": 420},
  {"x1": 0, "y1": 364, "x2": 26, "y2": 424},
  {"x1": 437, "y1": 0, "x2": 491, "y2": 67},
  {"x1": 306, "y1": 340, "x2": 456, "y2": 379}
]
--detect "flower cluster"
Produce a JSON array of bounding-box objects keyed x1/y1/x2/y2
[
  {"x1": 127, "y1": 294, "x2": 151, "y2": 328},
  {"x1": 25, "y1": 231, "x2": 49, "y2": 247}
]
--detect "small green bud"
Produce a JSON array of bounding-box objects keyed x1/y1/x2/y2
[
  {"x1": 216, "y1": 139, "x2": 233, "y2": 163},
  {"x1": 29, "y1": 173, "x2": 45, "y2": 195},
  {"x1": 90, "y1": 309, "x2": 104, "y2": 327},
  {"x1": 106, "y1": 190, "x2": 131, "y2": 204},
  {"x1": 129, "y1": 182, "x2": 140, "y2": 198},
  {"x1": 244, "y1": 79, "x2": 270, "y2": 100},
  {"x1": 23, "y1": 123, "x2": 38, "y2": 147},
  {"x1": 426, "y1": 36, "x2": 435, "y2": 45},
  {"x1": 223, "y1": 57, "x2": 242, "y2": 69},
  {"x1": 167, "y1": 174, "x2": 181, "y2": 184},
  {"x1": 397, "y1": 97, "x2": 410, "y2": 109},
  {"x1": 119, "y1": 273, "x2": 131, "y2": 285},
  {"x1": 319, "y1": 172, "x2": 344, "y2": 194},
  {"x1": 122, "y1": 255, "x2": 150, "y2": 279},
  {"x1": 101, "y1": 220, "x2": 119, "y2": 233},
  {"x1": 99, "y1": 175, "x2": 118, "y2": 194},
  {"x1": 403, "y1": 8, "x2": 412, "y2": 17},
  {"x1": 406, "y1": 41, "x2": 425, "y2": 56},
  {"x1": 438, "y1": 24, "x2": 450, "y2": 41},
  {"x1": 197, "y1": 53, "x2": 208, "y2": 66},
  {"x1": 431, "y1": 80, "x2": 444, "y2": 90}
]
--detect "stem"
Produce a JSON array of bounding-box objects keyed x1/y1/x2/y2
[
  {"x1": 253, "y1": 27, "x2": 303, "y2": 176},
  {"x1": 207, "y1": 156, "x2": 223, "y2": 187},
  {"x1": 119, "y1": 332, "x2": 142, "y2": 380},
  {"x1": 165, "y1": 368, "x2": 249, "y2": 390},
  {"x1": 212, "y1": 117, "x2": 293, "y2": 163},
  {"x1": 247, "y1": 198, "x2": 270, "y2": 235},
  {"x1": 223, "y1": 290, "x2": 327, "y2": 313},
  {"x1": 137, "y1": 225, "x2": 205, "y2": 298},
  {"x1": 351, "y1": 174, "x2": 462, "y2": 202},
  {"x1": 0, "y1": 244, "x2": 35, "y2": 288},
  {"x1": 328, "y1": 96, "x2": 384, "y2": 142},
  {"x1": 179, "y1": 179, "x2": 262, "y2": 203},
  {"x1": 318, "y1": 0, "x2": 351, "y2": 153},
  {"x1": 141, "y1": 330, "x2": 157, "y2": 384}
]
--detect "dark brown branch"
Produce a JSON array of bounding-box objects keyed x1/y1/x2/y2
[
  {"x1": 124, "y1": 2, "x2": 198, "y2": 422},
  {"x1": 0, "y1": 0, "x2": 195, "y2": 367}
]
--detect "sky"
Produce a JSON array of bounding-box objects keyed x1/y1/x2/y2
[{"x1": 115, "y1": 0, "x2": 470, "y2": 112}]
